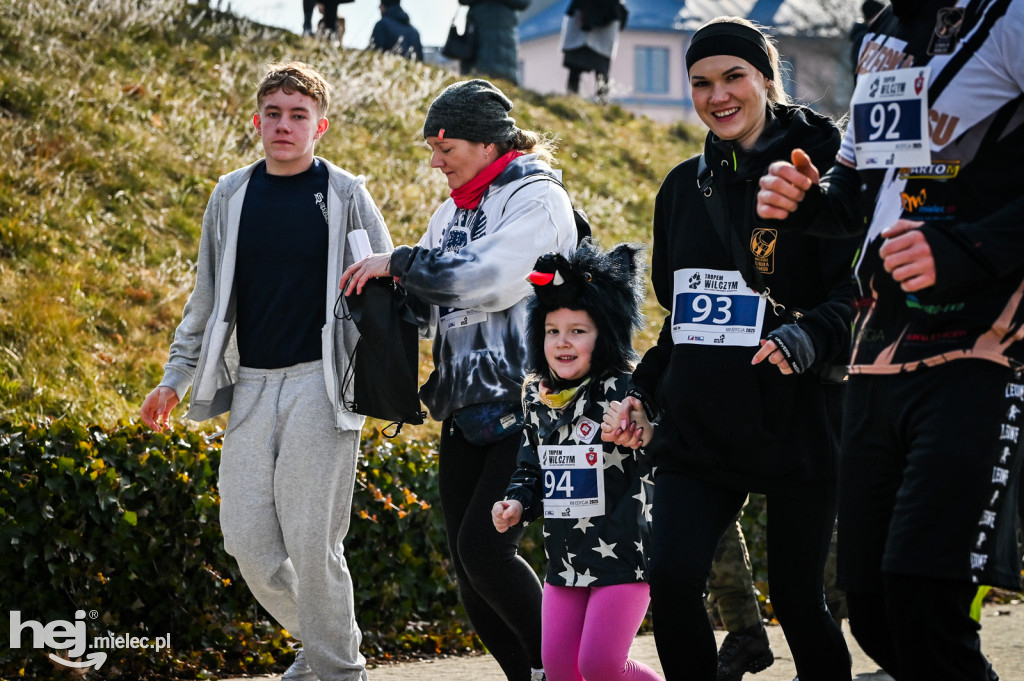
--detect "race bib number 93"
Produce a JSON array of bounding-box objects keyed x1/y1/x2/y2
[{"x1": 671, "y1": 268, "x2": 764, "y2": 347}]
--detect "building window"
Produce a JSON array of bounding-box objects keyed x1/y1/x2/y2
[{"x1": 635, "y1": 46, "x2": 670, "y2": 94}]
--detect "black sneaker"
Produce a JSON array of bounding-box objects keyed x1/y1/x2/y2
[{"x1": 717, "y1": 624, "x2": 775, "y2": 681}]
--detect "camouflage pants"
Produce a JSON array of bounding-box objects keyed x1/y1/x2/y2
[
  {"x1": 706, "y1": 497, "x2": 847, "y2": 632},
  {"x1": 706, "y1": 499, "x2": 763, "y2": 632},
  {"x1": 823, "y1": 522, "x2": 847, "y2": 620}
]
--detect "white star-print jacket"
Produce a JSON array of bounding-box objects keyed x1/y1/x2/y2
[{"x1": 504, "y1": 370, "x2": 654, "y2": 587}]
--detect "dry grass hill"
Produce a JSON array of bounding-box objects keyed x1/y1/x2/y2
[{"x1": 0, "y1": 0, "x2": 703, "y2": 433}]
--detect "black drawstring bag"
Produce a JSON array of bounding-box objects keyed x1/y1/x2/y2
[{"x1": 336, "y1": 278, "x2": 425, "y2": 436}]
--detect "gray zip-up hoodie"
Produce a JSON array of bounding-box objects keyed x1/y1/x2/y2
[{"x1": 159, "y1": 157, "x2": 393, "y2": 430}]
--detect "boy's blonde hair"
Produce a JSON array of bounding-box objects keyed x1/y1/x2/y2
[{"x1": 256, "y1": 62, "x2": 332, "y2": 116}]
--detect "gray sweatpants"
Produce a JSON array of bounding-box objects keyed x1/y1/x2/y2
[{"x1": 219, "y1": 360, "x2": 367, "y2": 681}]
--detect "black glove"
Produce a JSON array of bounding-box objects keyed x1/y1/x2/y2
[{"x1": 764, "y1": 324, "x2": 816, "y2": 375}]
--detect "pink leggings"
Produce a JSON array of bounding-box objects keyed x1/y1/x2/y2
[{"x1": 542, "y1": 582, "x2": 664, "y2": 681}]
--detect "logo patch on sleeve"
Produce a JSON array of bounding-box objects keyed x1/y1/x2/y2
[{"x1": 574, "y1": 417, "x2": 599, "y2": 444}]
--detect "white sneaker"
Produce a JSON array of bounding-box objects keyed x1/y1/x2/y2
[
  {"x1": 282, "y1": 649, "x2": 319, "y2": 681},
  {"x1": 530, "y1": 669, "x2": 547, "y2": 681}
]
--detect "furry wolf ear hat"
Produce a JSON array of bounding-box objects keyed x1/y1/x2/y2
[{"x1": 526, "y1": 238, "x2": 646, "y2": 381}]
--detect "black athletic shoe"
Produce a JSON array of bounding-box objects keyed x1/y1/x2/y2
[{"x1": 716, "y1": 624, "x2": 775, "y2": 681}]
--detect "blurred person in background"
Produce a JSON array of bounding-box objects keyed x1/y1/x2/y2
[
  {"x1": 302, "y1": 0, "x2": 346, "y2": 42},
  {"x1": 459, "y1": 0, "x2": 531, "y2": 84},
  {"x1": 560, "y1": 0, "x2": 628, "y2": 103},
  {"x1": 369, "y1": 0, "x2": 423, "y2": 61}
]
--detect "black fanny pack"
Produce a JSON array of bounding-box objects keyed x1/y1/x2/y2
[{"x1": 453, "y1": 401, "x2": 524, "y2": 446}]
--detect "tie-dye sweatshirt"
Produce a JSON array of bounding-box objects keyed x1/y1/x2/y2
[{"x1": 389, "y1": 154, "x2": 578, "y2": 421}]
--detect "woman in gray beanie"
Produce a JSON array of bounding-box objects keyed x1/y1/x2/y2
[{"x1": 340, "y1": 79, "x2": 578, "y2": 681}]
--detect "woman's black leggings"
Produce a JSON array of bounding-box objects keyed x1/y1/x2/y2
[
  {"x1": 439, "y1": 418, "x2": 543, "y2": 681},
  {"x1": 649, "y1": 472, "x2": 850, "y2": 681}
]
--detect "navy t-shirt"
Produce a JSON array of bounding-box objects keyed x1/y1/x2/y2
[{"x1": 235, "y1": 159, "x2": 330, "y2": 369}]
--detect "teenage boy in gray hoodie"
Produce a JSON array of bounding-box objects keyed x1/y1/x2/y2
[{"x1": 140, "y1": 62, "x2": 392, "y2": 681}]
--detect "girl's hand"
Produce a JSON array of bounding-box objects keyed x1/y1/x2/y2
[
  {"x1": 492, "y1": 500, "x2": 524, "y2": 533},
  {"x1": 601, "y1": 398, "x2": 652, "y2": 449}
]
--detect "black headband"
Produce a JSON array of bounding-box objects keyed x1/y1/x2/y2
[{"x1": 685, "y1": 22, "x2": 774, "y2": 81}]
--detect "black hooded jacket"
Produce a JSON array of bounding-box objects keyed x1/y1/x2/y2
[
  {"x1": 370, "y1": 5, "x2": 423, "y2": 61},
  {"x1": 632, "y1": 104, "x2": 860, "y2": 495}
]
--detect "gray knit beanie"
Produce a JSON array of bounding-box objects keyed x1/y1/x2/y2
[{"x1": 422, "y1": 79, "x2": 518, "y2": 143}]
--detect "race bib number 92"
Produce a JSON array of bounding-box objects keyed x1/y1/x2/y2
[{"x1": 851, "y1": 66, "x2": 931, "y2": 169}]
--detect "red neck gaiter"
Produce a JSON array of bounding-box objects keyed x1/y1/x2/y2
[{"x1": 450, "y1": 150, "x2": 524, "y2": 209}]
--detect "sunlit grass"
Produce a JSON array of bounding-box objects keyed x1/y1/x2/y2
[{"x1": 0, "y1": 0, "x2": 703, "y2": 430}]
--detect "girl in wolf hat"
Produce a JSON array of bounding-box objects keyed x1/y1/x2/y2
[{"x1": 493, "y1": 240, "x2": 663, "y2": 681}]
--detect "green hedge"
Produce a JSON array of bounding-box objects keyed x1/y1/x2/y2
[{"x1": 0, "y1": 420, "x2": 543, "y2": 679}]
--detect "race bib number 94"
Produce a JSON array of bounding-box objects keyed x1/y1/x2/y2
[
  {"x1": 672, "y1": 268, "x2": 764, "y2": 347},
  {"x1": 540, "y1": 444, "x2": 605, "y2": 519}
]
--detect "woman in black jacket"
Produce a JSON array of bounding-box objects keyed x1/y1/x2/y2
[
  {"x1": 460, "y1": 0, "x2": 531, "y2": 84},
  {"x1": 604, "y1": 16, "x2": 858, "y2": 681}
]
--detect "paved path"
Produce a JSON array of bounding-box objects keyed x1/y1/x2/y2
[{"x1": 224, "y1": 600, "x2": 1023, "y2": 680}]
